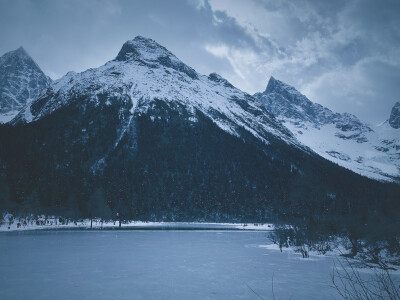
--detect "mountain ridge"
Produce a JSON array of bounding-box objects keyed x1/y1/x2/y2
[
  {"x1": 254, "y1": 77, "x2": 400, "y2": 182},
  {"x1": 13, "y1": 36, "x2": 299, "y2": 149}
]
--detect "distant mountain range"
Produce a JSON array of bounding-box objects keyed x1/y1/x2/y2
[
  {"x1": 0, "y1": 37, "x2": 398, "y2": 221},
  {"x1": 254, "y1": 77, "x2": 400, "y2": 182}
]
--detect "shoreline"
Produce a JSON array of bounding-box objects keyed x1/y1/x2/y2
[{"x1": 0, "y1": 217, "x2": 274, "y2": 232}]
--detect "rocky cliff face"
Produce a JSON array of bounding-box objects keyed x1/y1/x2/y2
[
  {"x1": 0, "y1": 47, "x2": 51, "y2": 123},
  {"x1": 389, "y1": 102, "x2": 400, "y2": 129}
]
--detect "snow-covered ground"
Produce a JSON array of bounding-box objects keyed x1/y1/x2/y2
[{"x1": 0, "y1": 213, "x2": 274, "y2": 232}]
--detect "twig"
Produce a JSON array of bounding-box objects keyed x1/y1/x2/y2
[{"x1": 244, "y1": 281, "x2": 266, "y2": 300}]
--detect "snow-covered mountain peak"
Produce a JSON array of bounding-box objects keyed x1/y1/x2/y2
[
  {"x1": 255, "y1": 76, "x2": 338, "y2": 127},
  {"x1": 256, "y1": 76, "x2": 372, "y2": 132},
  {"x1": 115, "y1": 36, "x2": 171, "y2": 62},
  {"x1": 389, "y1": 102, "x2": 400, "y2": 129},
  {"x1": 115, "y1": 36, "x2": 198, "y2": 79}
]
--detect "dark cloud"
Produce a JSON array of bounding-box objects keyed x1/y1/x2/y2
[{"x1": 0, "y1": 0, "x2": 398, "y2": 123}]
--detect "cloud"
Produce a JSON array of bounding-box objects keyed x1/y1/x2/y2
[
  {"x1": 205, "y1": 0, "x2": 400, "y2": 123},
  {"x1": 204, "y1": 44, "x2": 262, "y2": 91}
]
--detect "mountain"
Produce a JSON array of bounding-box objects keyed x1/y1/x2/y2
[
  {"x1": 0, "y1": 47, "x2": 51, "y2": 123},
  {"x1": 1, "y1": 36, "x2": 398, "y2": 221},
  {"x1": 254, "y1": 77, "x2": 400, "y2": 182},
  {"x1": 12, "y1": 37, "x2": 296, "y2": 147}
]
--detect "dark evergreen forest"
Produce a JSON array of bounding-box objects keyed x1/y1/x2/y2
[{"x1": 0, "y1": 97, "x2": 398, "y2": 226}]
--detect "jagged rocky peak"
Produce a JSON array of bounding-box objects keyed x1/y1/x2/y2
[
  {"x1": 389, "y1": 102, "x2": 400, "y2": 129},
  {"x1": 0, "y1": 47, "x2": 47, "y2": 77},
  {"x1": 0, "y1": 46, "x2": 51, "y2": 121},
  {"x1": 254, "y1": 76, "x2": 328, "y2": 124},
  {"x1": 1, "y1": 46, "x2": 35, "y2": 69},
  {"x1": 264, "y1": 76, "x2": 310, "y2": 104},
  {"x1": 2, "y1": 46, "x2": 26, "y2": 59},
  {"x1": 115, "y1": 36, "x2": 198, "y2": 79},
  {"x1": 265, "y1": 76, "x2": 284, "y2": 93},
  {"x1": 256, "y1": 76, "x2": 371, "y2": 129},
  {"x1": 265, "y1": 76, "x2": 302, "y2": 98}
]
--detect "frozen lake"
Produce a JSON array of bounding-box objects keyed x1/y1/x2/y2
[{"x1": 0, "y1": 229, "x2": 342, "y2": 299}]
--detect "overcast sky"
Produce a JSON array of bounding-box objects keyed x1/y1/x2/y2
[{"x1": 1, "y1": 0, "x2": 399, "y2": 124}]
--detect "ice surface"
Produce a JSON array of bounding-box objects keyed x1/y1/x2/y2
[{"x1": 1, "y1": 230, "x2": 391, "y2": 299}]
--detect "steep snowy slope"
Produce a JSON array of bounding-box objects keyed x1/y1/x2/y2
[
  {"x1": 13, "y1": 36, "x2": 297, "y2": 148},
  {"x1": 254, "y1": 77, "x2": 400, "y2": 182},
  {"x1": 0, "y1": 47, "x2": 51, "y2": 123}
]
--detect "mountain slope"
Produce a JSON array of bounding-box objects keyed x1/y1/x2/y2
[
  {"x1": 1, "y1": 36, "x2": 399, "y2": 221},
  {"x1": 0, "y1": 47, "x2": 51, "y2": 123},
  {"x1": 254, "y1": 77, "x2": 400, "y2": 182}
]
